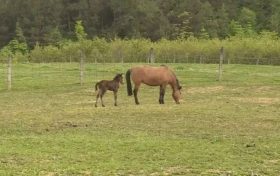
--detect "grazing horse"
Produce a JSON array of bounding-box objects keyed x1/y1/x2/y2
[
  {"x1": 126, "y1": 65, "x2": 182, "y2": 104},
  {"x1": 95, "y1": 73, "x2": 123, "y2": 107}
]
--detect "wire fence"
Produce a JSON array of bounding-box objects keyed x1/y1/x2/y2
[{"x1": 1, "y1": 47, "x2": 280, "y2": 91}]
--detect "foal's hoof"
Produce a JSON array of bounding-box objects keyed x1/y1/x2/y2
[
  {"x1": 102, "y1": 105, "x2": 105, "y2": 107},
  {"x1": 114, "y1": 104, "x2": 117, "y2": 106}
]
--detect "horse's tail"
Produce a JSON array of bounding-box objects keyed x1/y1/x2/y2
[
  {"x1": 126, "y1": 69, "x2": 133, "y2": 96},
  {"x1": 95, "y1": 82, "x2": 99, "y2": 91}
]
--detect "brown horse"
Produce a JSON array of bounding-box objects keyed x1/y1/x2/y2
[
  {"x1": 95, "y1": 73, "x2": 123, "y2": 107},
  {"x1": 126, "y1": 65, "x2": 182, "y2": 104}
]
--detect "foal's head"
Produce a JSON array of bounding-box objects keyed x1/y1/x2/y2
[{"x1": 113, "y1": 73, "x2": 124, "y2": 84}]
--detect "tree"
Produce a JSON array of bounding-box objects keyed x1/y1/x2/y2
[
  {"x1": 229, "y1": 20, "x2": 245, "y2": 37},
  {"x1": 44, "y1": 26, "x2": 63, "y2": 46},
  {"x1": 216, "y1": 4, "x2": 230, "y2": 38},
  {"x1": 75, "y1": 20, "x2": 87, "y2": 41},
  {"x1": 238, "y1": 7, "x2": 257, "y2": 31},
  {"x1": 15, "y1": 21, "x2": 26, "y2": 43},
  {"x1": 172, "y1": 11, "x2": 193, "y2": 39}
]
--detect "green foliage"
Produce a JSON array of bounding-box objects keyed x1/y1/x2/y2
[
  {"x1": 0, "y1": 21, "x2": 29, "y2": 62},
  {"x1": 238, "y1": 7, "x2": 257, "y2": 29},
  {"x1": 229, "y1": 20, "x2": 245, "y2": 37},
  {"x1": 44, "y1": 26, "x2": 63, "y2": 46},
  {"x1": 7, "y1": 36, "x2": 280, "y2": 65},
  {"x1": 15, "y1": 21, "x2": 26, "y2": 43},
  {"x1": 173, "y1": 11, "x2": 193, "y2": 39},
  {"x1": 2, "y1": 1, "x2": 280, "y2": 47},
  {"x1": 75, "y1": 20, "x2": 87, "y2": 41}
]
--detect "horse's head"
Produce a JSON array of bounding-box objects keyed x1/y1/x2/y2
[
  {"x1": 172, "y1": 91, "x2": 180, "y2": 104},
  {"x1": 172, "y1": 78, "x2": 182, "y2": 104},
  {"x1": 114, "y1": 73, "x2": 124, "y2": 84}
]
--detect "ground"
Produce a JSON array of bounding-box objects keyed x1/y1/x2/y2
[{"x1": 0, "y1": 63, "x2": 280, "y2": 175}]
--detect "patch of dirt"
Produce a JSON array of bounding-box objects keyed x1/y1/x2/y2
[
  {"x1": 255, "y1": 86, "x2": 272, "y2": 93},
  {"x1": 231, "y1": 97, "x2": 280, "y2": 105},
  {"x1": 187, "y1": 86, "x2": 224, "y2": 94},
  {"x1": 150, "y1": 166, "x2": 193, "y2": 176},
  {"x1": 203, "y1": 169, "x2": 233, "y2": 175},
  {"x1": 264, "y1": 159, "x2": 279, "y2": 164}
]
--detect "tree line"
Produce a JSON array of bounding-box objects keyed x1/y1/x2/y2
[{"x1": 1, "y1": 0, "x2": 280, "y2": 48}]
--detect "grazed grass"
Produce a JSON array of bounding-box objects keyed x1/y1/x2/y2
[{"x1": 0, "y1": 63, "x2": 280, "y2": 175}]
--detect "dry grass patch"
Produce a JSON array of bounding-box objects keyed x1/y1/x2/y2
[
  {"x1": 187, "y1": 86, "x2": 224, "y2": 94},
  {"x1": 230, "y1": 97, "x2": 280, "y2": 105}
]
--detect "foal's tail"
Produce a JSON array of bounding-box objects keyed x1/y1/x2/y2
[
  {"x1": 95, "y1": 82, "x2": 99, "y2": 91},
  {"x1": 126, "y1": 69, "x2": 133, "y2": 96}
]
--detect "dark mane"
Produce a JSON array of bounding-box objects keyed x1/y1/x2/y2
[
  {"x1": 176, "y1": 78, "x2": 182, "y2": 90},
  {"x1": 113, "y1": 74, "x2": 122, "y2": 81}
]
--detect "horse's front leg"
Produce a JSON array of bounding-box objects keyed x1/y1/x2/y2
[
  {"x1": 159, "y1": 85, "x2": 166, "y2": 104},
  {"x1": 114, "y1": 91, "x2": 118, "y2": 106},
  {"x1": 133, "y1": 85, "x2": 140, "y2": 105}
]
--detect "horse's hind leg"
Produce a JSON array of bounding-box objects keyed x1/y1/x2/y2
[
  {"x1": 133, "y1": 84, "x2": 140, "y2": 105},
  {"x1": 95, "y1": 92, "x2": 100, "y2": 107},
  {"x1": 100, "y1": 90, "x2": 106, "y2": 107}
]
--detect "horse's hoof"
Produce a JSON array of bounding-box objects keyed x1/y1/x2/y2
[
  {"x1": 102, "y1": 105, "x2": 105, "y2": 107},
  {"x1": 114, "y1": 104, "x2": 117, "y2": 106},
  {"x1": 95, "y1": 104, "x2": 97, "y2": 107}
]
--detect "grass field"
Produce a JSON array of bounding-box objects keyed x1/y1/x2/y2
[{"x1": 0, "y1": 63, "x2": 280, "y2": 175}]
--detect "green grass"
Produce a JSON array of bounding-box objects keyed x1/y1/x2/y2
[{"x1": 0, "y1": 63, "x2": 280, "y2": 175}]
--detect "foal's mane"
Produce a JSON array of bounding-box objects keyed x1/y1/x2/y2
[{"x1": 113, "y1": 74, "x2": 122, "y2": 81}]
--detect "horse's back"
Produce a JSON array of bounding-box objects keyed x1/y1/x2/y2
[{"x1": 130, "y1": 65, "x2": 174, "y2": 86}]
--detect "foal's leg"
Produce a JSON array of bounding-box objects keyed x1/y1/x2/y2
[
  {"x1": 133, "y1": 84, "x2": 140, "y2": 105},
  {"x1": 114, "y1": 90, "x2": 118, "y2": 106},
  {"x1": 100, "y1": 90, "x2": 106, "y2": 107},
  {"x1": 95, "y1": 91, "x2": 100, "y2": 107}
]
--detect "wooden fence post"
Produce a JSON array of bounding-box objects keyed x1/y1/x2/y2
[
  {"x1": 118, "y1": 48, "x2": 123, "y2": 63},
  {"x1": 256, "y1": 58, "x2": 260, "y2": 65},
  {"x1": 7, "y1": 56, "x2": 12, "y2": 90},
  {"x1": 218, "y1": 47, "x2": 224, "y2": 81},
  {"x1": 199, "y1": 54, "x2": 203, "y2": 64},
  {"x1": 148, "y1": 47, "x2": 155, "y2": 63},
  {"x1": 80, "y1": 51, "x2": 84, "y2": 86}
]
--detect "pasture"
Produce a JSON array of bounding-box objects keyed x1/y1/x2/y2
[{"x1": 0, "y1": 63, "x2": 280, "y2": 175}]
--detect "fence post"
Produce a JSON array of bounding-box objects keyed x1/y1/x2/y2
[
  {"x1": 256, "y1": 58, "x2": 259, "y2": 65},
  {"x1": 7, "y1": 56, "x2": 12, "y2": 90},
  {"x1": 218, "y1": 47, "x2": 224, "y2": 81},
  {"x1": 118, "y1": 49, "x2": 123, "y2": 63},
  {"x1": 173, "y1": 52, "x2": 176, "y2": 63},
  {"x1": 148, "y1": 47, "x2": 155, "y2": 63},
  {"x1": 80, "y1": 50, "x2": 84, "y2": 86}
]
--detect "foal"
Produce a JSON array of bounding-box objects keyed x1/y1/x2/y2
[{"x1": 95, "y1": 73, "x2": 123, "y2": 107}]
